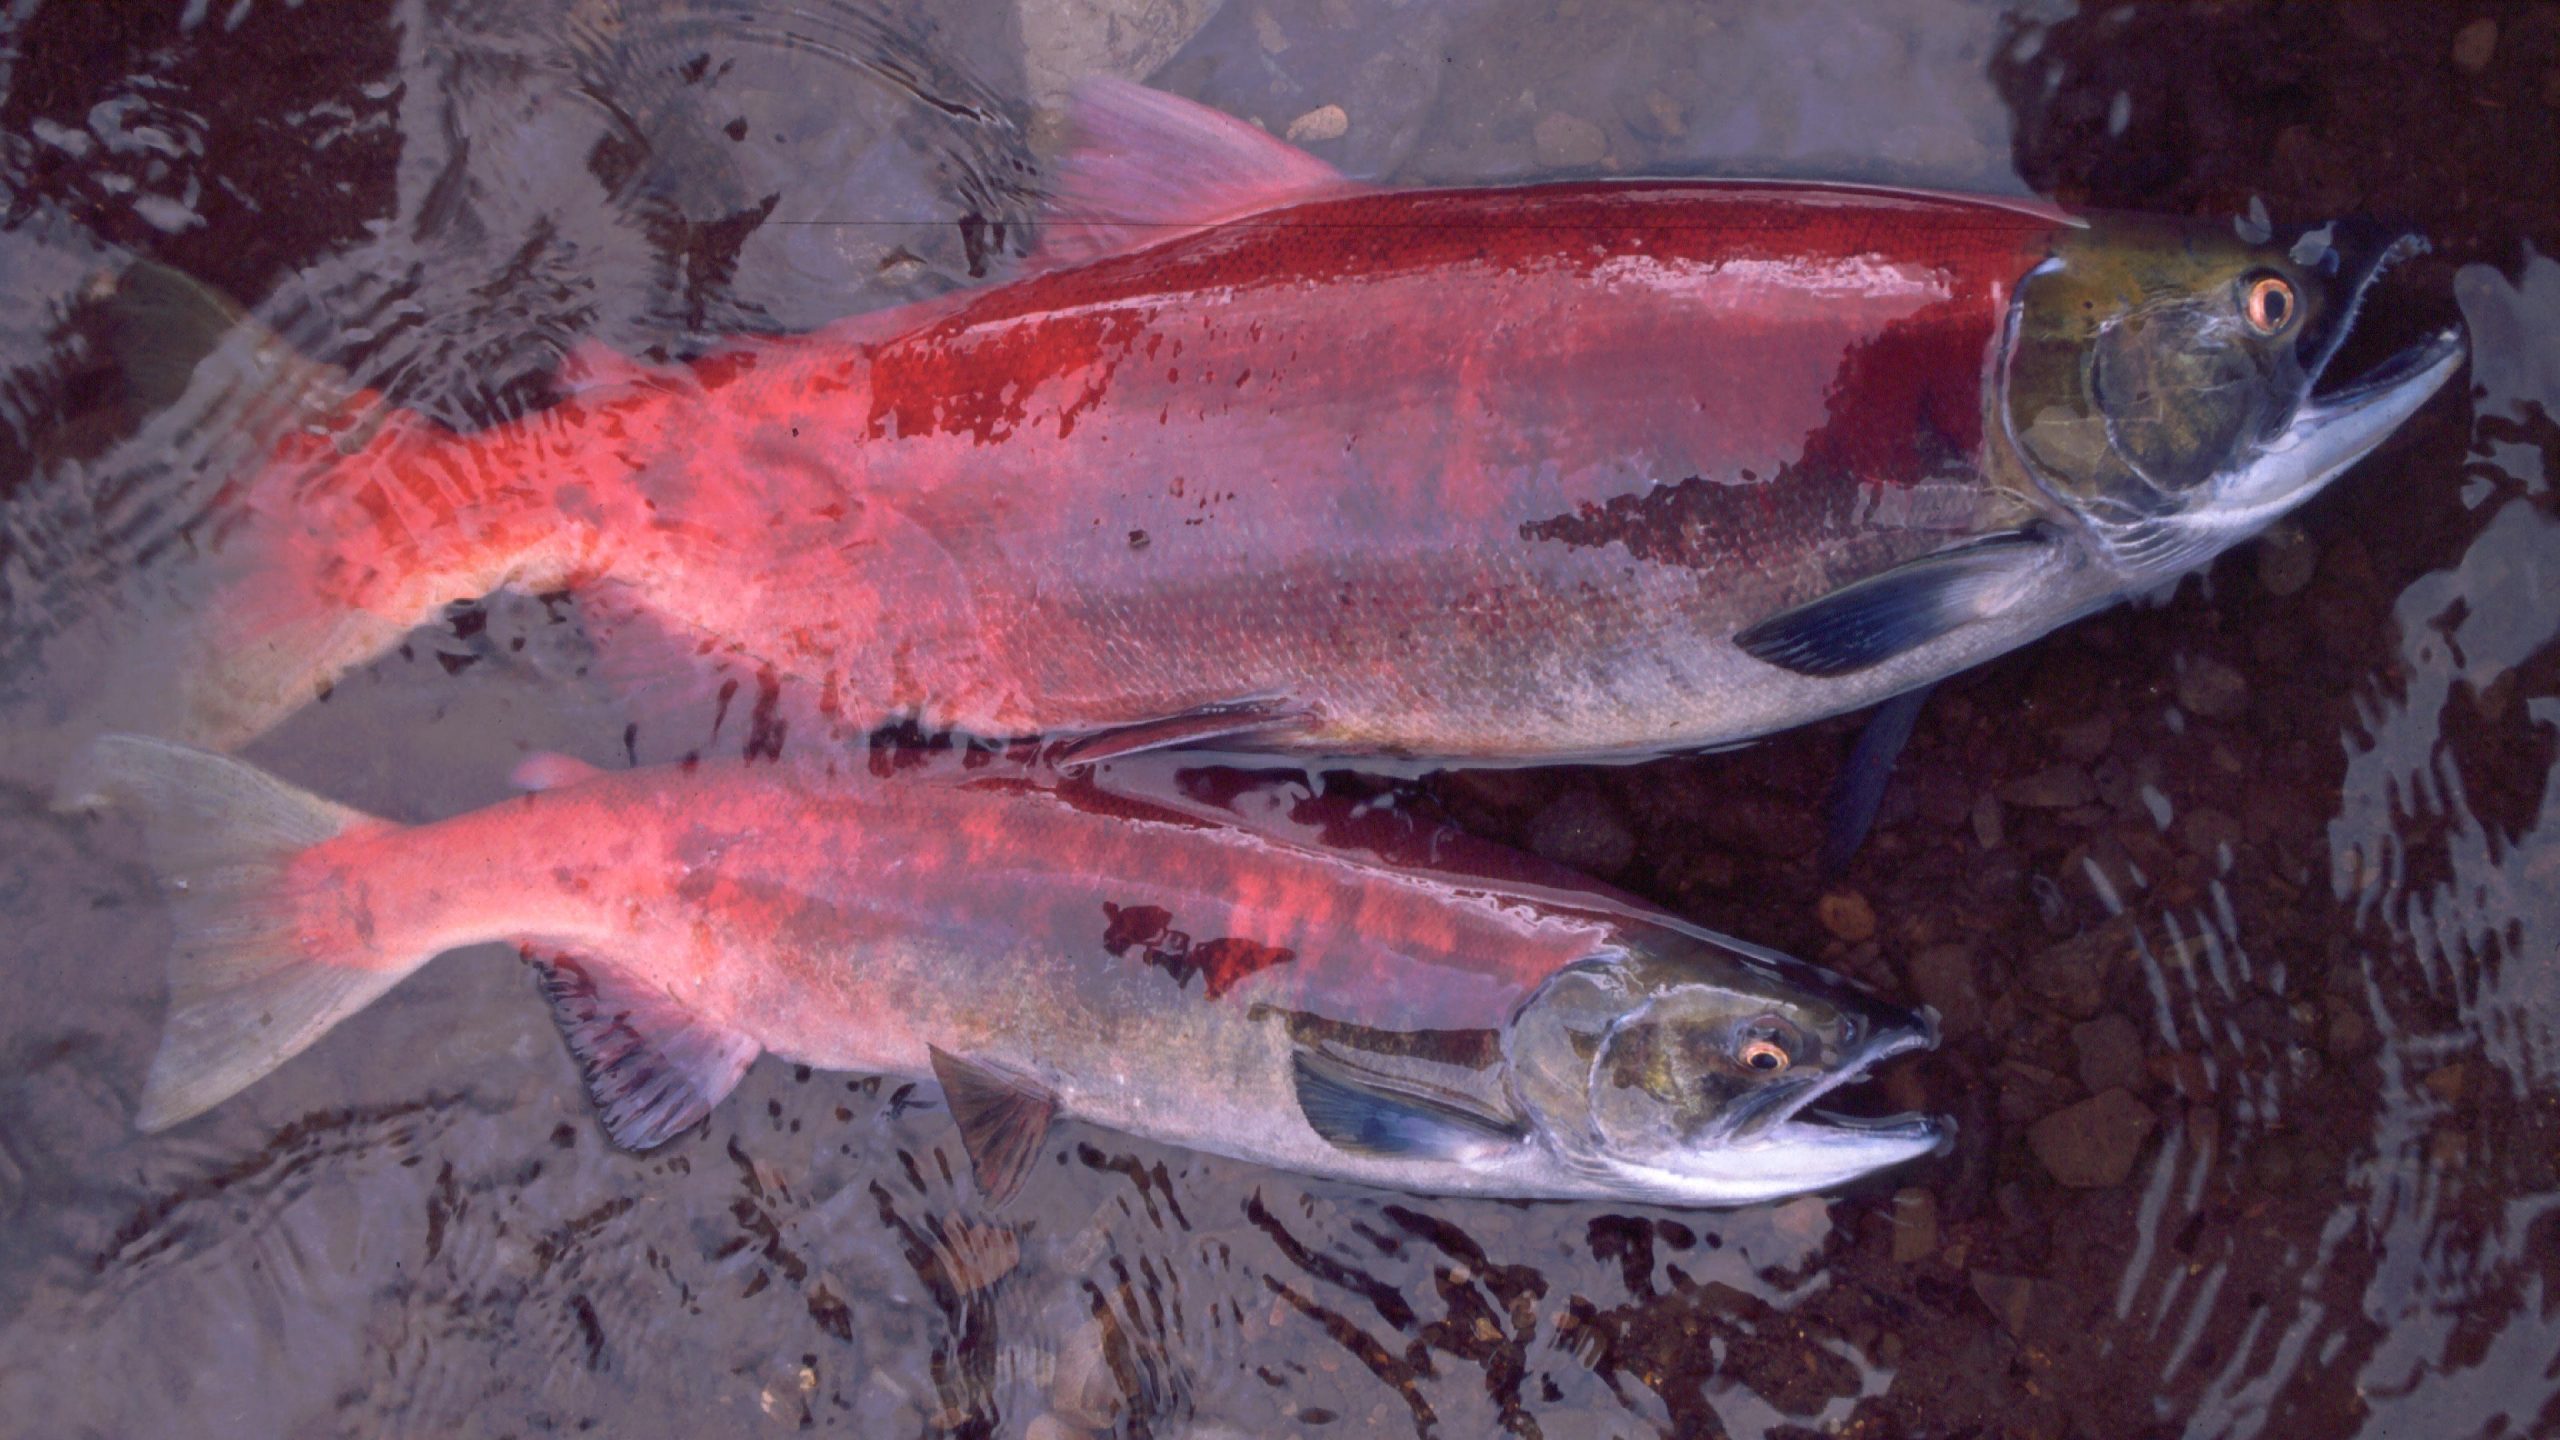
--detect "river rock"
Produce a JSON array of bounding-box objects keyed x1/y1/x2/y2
[
  {"x1": 1999, "y1": 764, "x2": 2094, "y2": 809},
  {"x1": 2175, "y1": 655, "x2": 2249, "y2": 720},
  {"x1": 1909, "y1": 944, "x2": 1983, "y2": 1036},
  {"x1": 1533, "y1": 111, "x2": 1607, "y2": 167},
  {"x1": 2069, "y1": 1013, "x2": 2146, "y2": 1094},
  {"x1": 2028, "y1": 1088, "x2": 2156, "y2": 1188},
  {"x1": 1817, "y1": 890, "x2": 1877, "y2": 943},
  {"x1": 1525, "y1": 785, "x2": 1636, "y2": 877}
]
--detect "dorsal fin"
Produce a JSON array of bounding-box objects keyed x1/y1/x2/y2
[
  {"x1": 1028, "y1": 77, "x2": 1351, "y2": 273},
  {"x1": 533, "y1": 953, "x2": 760, "y2": 1149}
]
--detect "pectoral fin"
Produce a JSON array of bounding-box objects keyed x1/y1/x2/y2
[
  {"x1": 535, "y1": 953, "x2": 761, "y2": 1149},
  {"x1": 929, "y1": 1046, "x2": 1058, "y2": 1205},
  {"x1": 1735, "y1": 529, "x2": 2056, "y2": 678},
  {"x1": 1290, "y1": 1050, "x2": 1523, "y2": 1161},
  {"x1": 1051, "y1": 696, "x2": 1312, "y2": 764}
]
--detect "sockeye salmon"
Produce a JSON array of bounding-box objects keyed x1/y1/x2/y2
[
  {"x1": 59, "y1": 735, "x2": 1940, "y2": 1206},
  {"x1": 139, "y1": 79, "x2": 2462, "y2": 762}
]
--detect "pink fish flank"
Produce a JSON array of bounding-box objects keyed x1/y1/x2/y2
[{"x1": 184, "y1": 81, "x2": 2065, "y2": 756}]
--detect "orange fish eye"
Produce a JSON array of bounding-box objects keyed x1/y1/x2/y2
[
  {"x1": 1738, "y1": 1038, "x2": 1790, "y2": 1073},
  {"x1": 2244, "y1": 274, "x2": 2296, "y2": 335}
]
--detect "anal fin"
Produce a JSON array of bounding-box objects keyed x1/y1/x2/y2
[
  {"x1": 1290, "y1": 1049, "x2": 1523, "y2": 1161},
  {"x1": 533, "y1": 952, "x2": 760, "y2": 1149},
  {"x1": 928, "y1": 1046, "x2": 1057, "y2": 1206},
  {"x1": 1735, "y1": 529, "x2": 2055, "y2": 678}
]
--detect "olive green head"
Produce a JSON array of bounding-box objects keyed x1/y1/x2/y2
[
  {"x1": 1500, "y1": 918, "x2": 1940, "y2": 1205},
  {"x1": 2000, "y1": 217, "x2": 2463, "y2": 573}
]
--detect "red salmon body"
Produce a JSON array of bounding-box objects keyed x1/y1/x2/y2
[
  {"x1": 180, "y1": 80, "x2": 2079, "y2": 760},
  {"x1": 136, "y1": 80, "x2": 2469, "y2": 766},
  {"x1": 226, "y1": 173, "x2": 2063, "y2": 757}
]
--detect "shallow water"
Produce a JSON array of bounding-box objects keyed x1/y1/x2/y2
[{"x1": 0, "y1": 2, "x2": 2554, "y2": 1437}]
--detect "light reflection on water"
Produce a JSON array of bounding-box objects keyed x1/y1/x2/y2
[{"x1": 0, "y1": 2, "x2": 2552, "y2": 1437}]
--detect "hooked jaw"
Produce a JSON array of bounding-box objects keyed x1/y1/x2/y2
[
  {"x1": 1617, "y1": 1013, "x2": 1947, "y2": 1206},
  {"x1": 2205, "y1": 323, "x2": 2467, "y2": 537}
]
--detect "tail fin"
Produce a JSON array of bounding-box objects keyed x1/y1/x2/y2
[{"x1": 55, "y1": 735, "x2": 420, "y2": 1131}]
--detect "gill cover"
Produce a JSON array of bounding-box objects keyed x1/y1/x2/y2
[{"x1": 2001, "y1": 218, "x2": 2462, "y2": 570}]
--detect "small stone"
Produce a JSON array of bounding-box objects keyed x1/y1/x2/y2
[
  {"x1": 1999, "y1": 764, "x2": 2095, "y2": 809},
  {"x1": 2256, "y1": 521, "x2": 2317, "y2": 596},
  {"x1": 2149, "y1": 1050, "x2": 2211, "y2": 1100},
  {"x1": 2176, "y1": 656, "x2": 2249, "y2": 720},
  {"x1": 1252, "y1": 6, "x2": 1288, "y2": 52},
  {"x1": 1284, "y1": 104, "x2": 1348, "y2": 143},
  {"x1": 2028, "y1": 1088, "x2": 2157, "y2": 1188},
  {"x1": 2070, "y1": 1013, "x2": 2147, "y2": 1094},
  {"x1": 1625, "y1": 89, "x2": 1688, "y2": 140},
  {"x1": 2022, "y1": 929, "x2": 2112, "y2": 1018},
  {"x1": 1050, "y1": 1317, "x2": 1125, "y2": 1429},
  {"x1": 1971, "y1": 792, "x2": 2005, "y2": 849},
  {"x1": 1910, "y1": 944, "x2": 1983, "y2": 1037},
  {"x1": 1525, "y1": 786, "x2": 1636, "y2": 877},
  {"x1": 1024, "y1": 1416, "x2": 1085, "y2": 1440},
  {"x1": 2451, "y1": 16, "x2": 2497, "y2": 73},
  {"x1": 1533, "y1": 111, "x2": 1607, "y2": 168},
  {"x1": 1968, "y1": 1270, "x2": 2045, "y2": 1337},
  {"x1": 2054, "y1": 713, "x2": 2115, "y2": 763},
  {"x1": 1817, "y1": 890, "x2": 1877, "y2": 943},
  {"x1": 1889, "y1": 1188, "x2": 1938, "y2": 1263},
  {"x1": 2324, "y1": 997, "x2": 2374, "y2": 1059},
  {"x1": 2422, "y1": 1062, "x2": 2468, "y2": 1105},
  {"x1": 2178, "y1": 806, "x2": 2244, "y2": 865}
]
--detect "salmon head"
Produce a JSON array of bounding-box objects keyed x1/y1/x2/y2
[
  {"x1": 1501, "y1": 918, "x2": 1943, "y2": 1206},
  {"x1": 2000, "y1": 218, "x2": 2466, "y2": 575}
]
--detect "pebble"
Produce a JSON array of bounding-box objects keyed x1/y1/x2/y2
[
  {"x1": 1909, "y1": 944, "x2": 1983, "y2": 1037},
  {"x1": 1533, "y1": 111, "x2": 1608, "y2": 168},
  {"x1": 2054, "y1": 713, "x2": 2115, "y2": 764},
  {"x1": 1050, "y1": 1317, "x2": 1125, "y2": 1429},
  {"x1": 2070, "y1": 1013, "x2": 2147, "y2": 1095},
  {"x1": 2178, "y1": 806, "x2": 2244, "y2": 865},
  {"x1": 2175, "y1": 656, "x2": 2250, "y2": 720},
  {"x1": 1970, "y1": 792, "x2": 2004, "y2": 849},
  {"x1": 2451, "y1": 16, "x2": 2498, "y2": 73},
  {"x1": 2027, "y1": 1087, "x2": 2157, "y2": 1188},
  {"x1": 1817, "y1": 890, "x2": 1877, "y2": 944},
  {"x1": 2256, "y1": 520, "x2": 2318, "y2": 596},
  {"x1": 1889, "y1": 1188, "x2": 1938, "y2": 1263},
  {"x1": 1525, "y1": 786, "x2": 1637, "y2": 877},
  {"x1": 1968, "y1": 1270, "x2": 2045, "y2": 1337},
  {"x1": 1285, "y1": 104, "x2": 1348, "y2": 143},
  {"x1": 2021, "y1": 928, "x2": 2111, "y2": 1018},
  {"x1": 1999, "y1": 763, "x2": 2095, "y2": 809},
  {"x1": 1024, "y1": 1416, "x2": 1088, "y2": 1440}
]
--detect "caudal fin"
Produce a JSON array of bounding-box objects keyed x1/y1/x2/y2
[{"x1": 55, "y1": 735, "x2": 421, "y2": 1131}]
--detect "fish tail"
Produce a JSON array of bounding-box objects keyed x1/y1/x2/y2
[
  {"x1": 55, "y1": 735, "x2": 425, "y2": 1131},
  {"x1": 52, "y1": 261, "x2": 594, "y2": 751}
]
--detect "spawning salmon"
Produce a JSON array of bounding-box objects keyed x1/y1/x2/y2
[
  {"x1": 122, "y1": 80, "x2": 2461, "y2": 762},
  {"x1": 58, "y1": 735, "x2": 1941, "y2": 1206}
]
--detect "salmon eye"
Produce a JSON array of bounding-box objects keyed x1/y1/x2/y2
[
  {"x1": 1738, "y1": 1037, "x2": 1791, "y2": 1073},
  {"x1": 2244, "y1": 274, "x2": 2296, "y2": 335}
]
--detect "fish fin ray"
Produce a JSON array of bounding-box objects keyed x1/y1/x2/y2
[
  {"x1": 928, "y1": 1046, "x2": 1057, "y2": 1206},
  {"x1": 533, "y1": 952, "x2": 760, "y2": 1150},
  {"x1": 1290, "y1": 1049, "x2": 1522, "y2": 1160},
  {"x1": 1050, "y1": 695, "x2": 1311, "y2": 764},
  {"x1": 1028, "y1": 78, "x2": 1351, "y2": 274},
  {"x1": 1820, "y1": 682, "x2": 1936, "y2": 876},
  {"x1": 51, "y1": 735, "x2": 407, "y2": 1131},
  {"x1": 1734, "y1": 529, "x2": 2055, "y2": 678}
]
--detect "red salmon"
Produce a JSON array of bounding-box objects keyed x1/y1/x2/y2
[
  {"x1": 144, "y1": 80, "x2": 2459, "y2": 762},
  {"x1": 61, "y1": 735, "x2": 1941, "y2": 1205}
]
